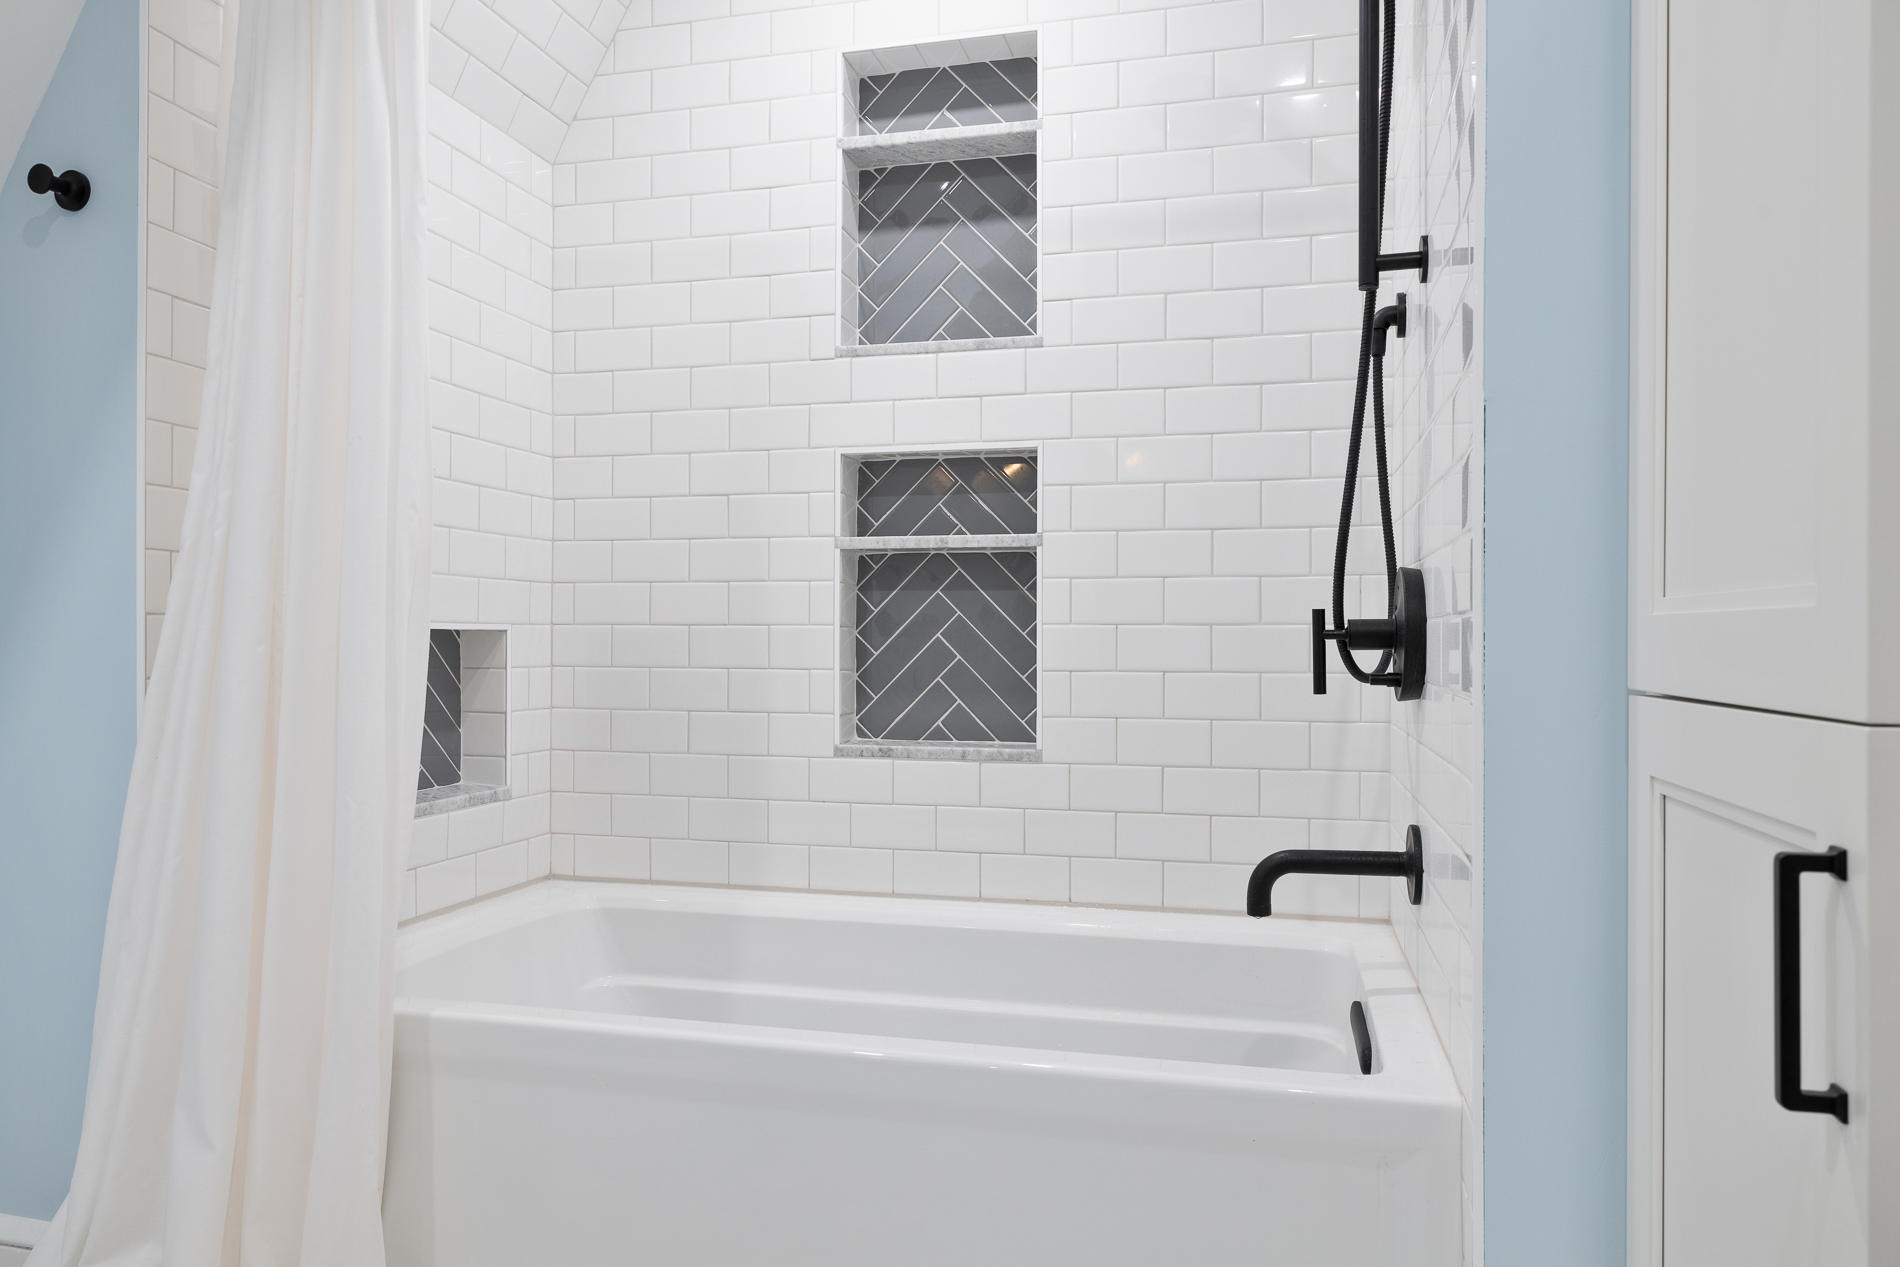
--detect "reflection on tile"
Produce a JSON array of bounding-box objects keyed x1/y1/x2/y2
[
  {"x1": 420, "y1": 628, "x2": 462, "y2": 790},
  {"x1": 859, "y1": 59, "x2": 1038, "y2": 134},
  {"x1": 857, "y1": 454, "x2": 1037, "y2": 536},
  {"x1": 855, "y1": 551, "x2": 1037, "y2": 744},
  {"x1": 855, "y1": 156, "x2": 1038, "y2": 345}
]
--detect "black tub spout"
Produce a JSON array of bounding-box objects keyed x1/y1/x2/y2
[{"x1": 1247, "y1": 825, "x2": 1425, "y2": 917}]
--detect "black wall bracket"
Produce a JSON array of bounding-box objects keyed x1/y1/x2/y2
[
  {"x1": 1371, "y1": 236, "x2": 1430, "y2": 288},
  {"x1": 1313, "y1": 565, "x2": 1426, "y2": 701},
  {"x1": 28, "y1": 163, "x2": 90, "y2": 211},
  {"x1": 1357, "y1": 0, "x2": 1428, "y2": 291}
]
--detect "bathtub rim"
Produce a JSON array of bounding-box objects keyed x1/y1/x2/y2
[{"x1": 393, "y1": 879, "x2": 1460, "y2": 1103}]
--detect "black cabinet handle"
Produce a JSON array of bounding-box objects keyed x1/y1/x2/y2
[{"x1": 1773, "y1": 846, "x2": 1848, "y2": 1123}]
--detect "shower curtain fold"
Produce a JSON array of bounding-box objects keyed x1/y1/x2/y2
[{"x1": 26, "y1": 0, "x2": 431, "y2": 1263}]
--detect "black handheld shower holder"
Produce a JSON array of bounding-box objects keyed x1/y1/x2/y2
[
  {"x1": 1358, "y1": 0, "x2": 1428, "y2": 293},
  {"x1": 1309, "y1": 0, "x2": 1428, "y2": 705}
]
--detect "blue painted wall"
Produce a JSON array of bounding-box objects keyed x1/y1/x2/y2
[
  {"x1": 1484, "y1": 1, "x2": 1630, "y2": 1262},
  {"x1": 0, "y1": 0, "x2": 141, "y2": 1222}
]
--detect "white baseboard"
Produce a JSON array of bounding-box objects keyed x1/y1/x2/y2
[{"x1": 0, "y1": 1212, "x2": 47, "y2": 1250}]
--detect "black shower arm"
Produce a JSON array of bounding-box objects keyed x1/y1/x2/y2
[{"x1": 1358, "y1": 0, "x2": 1428, "y2": 292}]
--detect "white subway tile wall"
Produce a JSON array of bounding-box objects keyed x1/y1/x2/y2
[
  {"x1": 541, "y1": 0, "x2": 1408, "y2": 925},
  {"x1": 403, "y1": 0, "x2": 634, "y2": 919},
  {"x1": 1384, "y1": 2, "x2": 1483, "y2": 1261},
  {"x1": 145, "y1": 0, "x2": 634, "y2": 920},
  {"x1": 144, "y1": 0, "x2": 232, "y2": 676},
  {"x1": 144, "y1": 14, "x2": 1481, "y2": 1237}
]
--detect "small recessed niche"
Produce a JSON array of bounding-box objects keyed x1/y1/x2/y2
[
  {"x1": 417, "y1": 627, "x2": 510, "y2": 818},
  {"x1": 838, "y1": 33, "x2": 1041, "y2": 356},
  {"x1": 836, "y1": 448, "x2": 1041, "y2": 762}
]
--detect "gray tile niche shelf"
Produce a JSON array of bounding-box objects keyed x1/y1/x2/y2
[
  {"x1": 851, "y1": 156, "x2": 1037, "y2": 346},
  {"x1": 855, "y1": 453, "x2": 1037, "y2": 536},
  {"x1": 840, "y1": 40, "x2": 1039, "y2": 353},
  {"x1": 852, "y1": 550, "x2": 1038, "y2": 746},
  {"x1": 416, "y1": 627, "x2": 510, "y2": 818},
  {"x1": 857, "y1": 57, "x2": 1037, "y2": 134},
  {"x1": 419, "y1": 628, "x2": 463, "y2": 791},
  {"x1": 838, "y1": 449, "x2": 1040, "y2": 757}
]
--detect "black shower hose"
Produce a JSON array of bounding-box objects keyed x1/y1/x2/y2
[{"x1": 1328, "y1": 0, "x2": 1400, "y2": 685}]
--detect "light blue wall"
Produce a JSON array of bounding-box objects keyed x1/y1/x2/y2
[
  {"x1": 1483, "y1": 1, "x2": 1630, "y2": 1262},
  {"x1": 0, "y1": 0, "x2": 141, "y2": 1222}
]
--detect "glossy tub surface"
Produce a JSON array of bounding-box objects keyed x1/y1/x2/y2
[{"x1": 384, "y1": 881, "x2": 1461, "y2": 1266}]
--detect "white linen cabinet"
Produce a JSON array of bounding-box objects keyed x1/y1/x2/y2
[
  {"x1": 1630, "y1": 697, "x2": 1900, "y2": 1264},
  {"x1": 1631, "y1": 0, "x2": 1900, "y2": 1261},
  {"x1": 1632, "y1": 0, "x2": 1900, "y2": 723}
]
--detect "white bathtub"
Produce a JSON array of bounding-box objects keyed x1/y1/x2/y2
[{"x1": 384, "y1": 882, "x2": 1461, "y2": 1266}]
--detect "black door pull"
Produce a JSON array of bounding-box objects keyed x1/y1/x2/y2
[{"x1": 1773, "y1": 846, "x2": 1848, "y2": 1123}]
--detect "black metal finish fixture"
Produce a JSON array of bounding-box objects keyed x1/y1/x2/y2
[
  {"x1": 1774, "y1": 847, "x2": 1849, "y2": 1123},
  {"x1": 1311, "y1": 0, "x2": 1428, "y2": 704},
  {"x1": 28, "y1": 163, "x2": 90, "y2": 211},
  {"x1": 1348, "y1": 1000, "x2": 1374, "y2": 1075},
  {"x1": 1313, "y1": 564, "x2": 1424, "y2": 699},
  {"x1": 1247, "y1": 824, "x2": 1424, "y2": 918},
  {"x1": 1358, "y1": 0, "x2": 1427, "y2": 291}
]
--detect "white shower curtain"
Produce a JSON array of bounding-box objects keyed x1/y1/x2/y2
[{"x1": 27, "y1": 0, "x2": 430, "y2": 1262}]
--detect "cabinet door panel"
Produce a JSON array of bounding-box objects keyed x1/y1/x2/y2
[
  {"x1": 1632, "y1": 0, "x2": 1900, "y2": 722},
  {"x1": 1661, "y1": 796, "x2": 1860, "y2": 1266},
  {"x1": 1630, "y1": 695, "x2": 1887, "y2": 1265}
]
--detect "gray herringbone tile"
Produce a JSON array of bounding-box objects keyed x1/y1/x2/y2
[
  {"x1": 858, "y1": 58, "x2": 1037, "y2": 134},
  {"x1": 854, "y1": 154, "x2": 1037, "y2": 345},
  {"x1": 419, "y1": 628, "x2": 461, "y2": 789},
  {"x1": 854, "y1": 551, "x2": 1037, "y2": 744},
  {"x1": 856, "y1": 454, "x2": 1037, "y2": 536}
]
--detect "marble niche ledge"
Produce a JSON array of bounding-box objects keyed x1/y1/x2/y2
[
  {"x1": 835, "y1": 741, "x2": 1041, "y2": 763},
  {"x1": 415, "y1": 783, "x2": 512, "y2": 818}
]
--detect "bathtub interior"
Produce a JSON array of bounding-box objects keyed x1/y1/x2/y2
[{"x1": 397, "y1": 883, "x2": 1386, "y2": 1076}]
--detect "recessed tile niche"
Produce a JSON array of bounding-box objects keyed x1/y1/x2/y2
[
  {"x1": 418, "y1": 627, "x2": 509, "y2": 817},
  {"x1": 838, "y1": 35, "x2": 1040, "y2": 355},
  {"x1": 837, "y1": 450, "x2": 1040, "y2": 760}
]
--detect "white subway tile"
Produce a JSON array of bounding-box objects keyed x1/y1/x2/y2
[
  {"x1": 1260, "y1": 0, "x2": 1356, "y2": 42},
  {"x1": 1161, "y1": 861, "x2": 1250, "y2": 912},
  {"x1": 1017, "y1": 806, "x2": 1113, "y2": 862},
  {"x1": 729, "y1": 51, "x2": 812, "y2": 102},
  {"x1": 651, "y1": 837, "x2": 729, "y2": 883},
  {"x1": 725, "y1": 843, "x2": 809, "y2": 892},
  {"x1": 981, "y1": 854, "x2": 1070, "y2": 902},
  {"x1": 652, "y1": 62, "x2": 729, "y2": 110},
  {"x1": 1214, "y1": 43, "x2": 1312, "y2": 95},
  {"x1": 1072, "y1": 106, "x2": 1167, "y2": 158},
  {"x1": 694, "y1": 101, "x2": 773, "y2": 150},
  {"x1": 385, "y1": 0, "x2": 1455, "y2": 955},
  {"x1": 1070, "y1": 857, "x2": 1163, "y2": 906},
  {"x1": 810, "y1": 845, "x2": 893, "y2": 892},
  {"x1": 1261, "y1": 183, "x2": 1356, "y2": 236},
  {"x1": 1045, "y1": 63, "x2": 1119, "y2": 114},
  {"x1": 1073, "y1": 11, "x2": 1167, "y2": 65},
  {"x1": 893, "y1": 850, "x2": 979, "y2": 898},
  {"x1": 1071, "y1": 199, "x2": 1167, "y2": 251},
  {"x1": 1118, "y1": 812, "x2": 1210, "y2": 861},
  {"x1": 979, "y1": 764, "x2": 1069, "y2": 811},
  {"x1": 1262, "y1": 87, "x2": 1357, "y2": 147}
]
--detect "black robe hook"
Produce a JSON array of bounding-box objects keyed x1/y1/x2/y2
[{"x1": 28, "y1": 163, "x2": 90, "y2": 211}]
